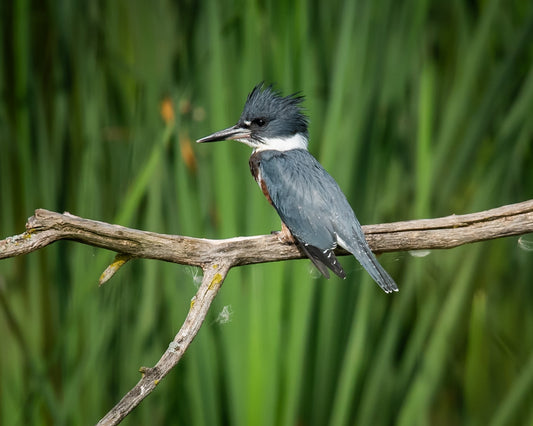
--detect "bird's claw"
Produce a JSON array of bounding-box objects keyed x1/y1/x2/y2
[{"x1": 272, "y1": 223, "x2": 295, "y2": 244}]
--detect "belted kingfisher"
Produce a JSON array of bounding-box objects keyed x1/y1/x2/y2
[{"x1": 197, "y1": 83, "x2": 398, "y2": 293}]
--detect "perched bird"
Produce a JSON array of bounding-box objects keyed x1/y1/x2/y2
[{"x1": 197, "y1": 83, "x2": 398, "y2": 293}]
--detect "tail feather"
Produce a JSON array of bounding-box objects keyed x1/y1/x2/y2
[{"x1": 337, "y1": 235, "x2": 398, "y2": 293}]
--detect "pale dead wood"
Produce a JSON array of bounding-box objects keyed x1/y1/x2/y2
[
  {"x1": 2, "y1": 199, "x2": 533, "y2": 264},
  {"x1": 96, "y1": 262, "x2": 230, "y2": 426},
  {"x1": 1, "y1": 199, "x2": 532, "y2": 425}
]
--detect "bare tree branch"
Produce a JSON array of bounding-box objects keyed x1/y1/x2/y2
[
  {"x1": 96, "y1": 261, "x2": 230, "y2": 426},
  {"x1": 2, "y1": 199, "x2": 533, "y2": 264},
  {"x1": 1, "y1": 199, "x2": 533, "y2": 425}
]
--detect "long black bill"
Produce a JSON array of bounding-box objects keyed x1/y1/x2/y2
[{"x1": 196, "y1": 125, "x2": 251, "y2": 143}]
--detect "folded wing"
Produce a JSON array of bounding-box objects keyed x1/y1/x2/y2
[{"x1": 258, "y1": 148, "x2": 398, "y2": 293}]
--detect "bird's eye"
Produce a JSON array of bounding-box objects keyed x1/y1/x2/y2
[{"x1": 252, "y1": 118, "x2": 266, "y2": 127}]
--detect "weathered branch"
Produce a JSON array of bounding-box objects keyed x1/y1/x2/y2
[
  {"x1": 2, "y1": 199, "x2": 533, "y2": 264},
  {"x1": 97, "y1": 261, "x2": 230, "y2": 426},
  {"x1": 1, "y1": 199, "x2": 533, "y2": 425}
]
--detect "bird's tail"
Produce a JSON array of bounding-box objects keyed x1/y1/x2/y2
[{"x1": 337, "y1": 234, "x2": 398, "y2": 293}]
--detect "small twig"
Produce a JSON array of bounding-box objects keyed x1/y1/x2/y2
[
  {"x1": 99, "y1": 253, "x2": 132, "y2": 286},
  {"x1": 1, "y1": 199, "x2": 533, "y2": 425}
]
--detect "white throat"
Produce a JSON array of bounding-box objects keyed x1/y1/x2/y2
[{"x1": 253, "y1": 133, "x2": 309, "y2": 152}]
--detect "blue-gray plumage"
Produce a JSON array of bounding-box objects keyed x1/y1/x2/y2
[{"x1": 197, "y1": 83, "x2": 398, "y2": 293}]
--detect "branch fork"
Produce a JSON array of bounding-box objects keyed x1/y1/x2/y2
[{"x1": 1, "y1": 200, "x2": 533, "y2": 424}]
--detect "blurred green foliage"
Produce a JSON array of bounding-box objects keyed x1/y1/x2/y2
[{"x1": 1, "y1": 0, "x2": 533, "y2": 425}]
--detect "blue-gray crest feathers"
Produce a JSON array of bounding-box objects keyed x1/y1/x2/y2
[{"x1": 240, "y1": 83, "x2": 309, "y2": 138}]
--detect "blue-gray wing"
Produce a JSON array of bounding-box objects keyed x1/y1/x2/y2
[
  {"x1": 258, "y1": 150, "x2": 339, "y2": 248},
  {"x1": 258, "y1": 149, "x2": 398, "y2": 293}
]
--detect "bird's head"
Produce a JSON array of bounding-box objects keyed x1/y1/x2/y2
[{"x1": 197, "y1": 83, "x2": 309, "y2": 152}]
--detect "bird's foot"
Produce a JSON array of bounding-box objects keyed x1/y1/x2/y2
[{"x1": 272, "y1": 222, "x2": 295, "y2": 244}]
